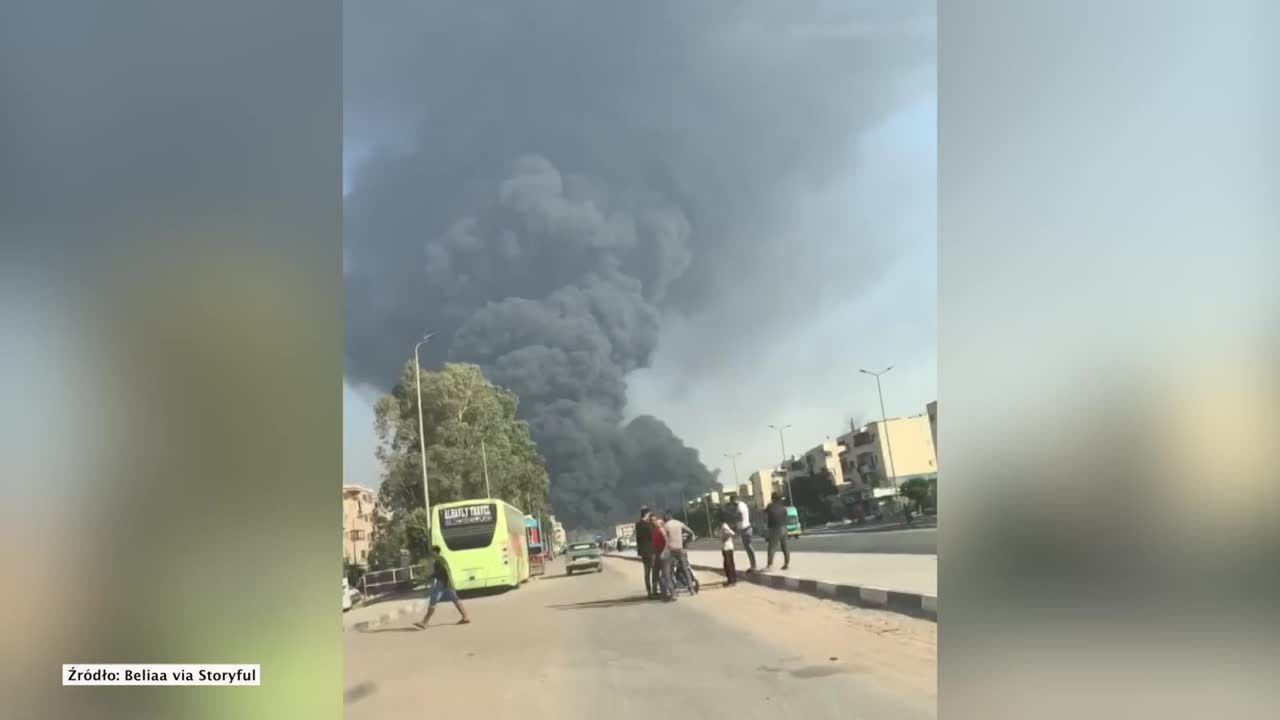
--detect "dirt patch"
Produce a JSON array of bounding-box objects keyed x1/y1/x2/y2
[{"x1": 694, "y1": 577, "x2": 937, "y2": 715}]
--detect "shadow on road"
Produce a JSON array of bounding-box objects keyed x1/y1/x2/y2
[
  {"x1": 457, "y1": 586, "x2": 515, "y2": 599},
  {"x1": 534, "y1": 572, "x2": 593, "y2": 582},
  {"x1": 344, "y1": 681, "x2": 376, "y2": 705},
  {"x1": 547, "y1": 595, "x2": 654, "y2": 610}
]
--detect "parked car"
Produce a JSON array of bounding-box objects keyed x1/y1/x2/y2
[
  {"x1": 342, "y1": 577, "x2": 357, "y2": 612},
  {"x1": 565, "y1": 542, "x2": 603, "y2": 575}
]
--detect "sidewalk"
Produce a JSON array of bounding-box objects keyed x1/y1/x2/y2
[
  {"x1": 686, "y1": 550, "x2": 935, "y2": 596},
  {"x1": 610, "y1": 550, "x2": 937, "y2": 620},
  {"x1": 807, "y1": 516, "x2": 937, "y2": 535}
]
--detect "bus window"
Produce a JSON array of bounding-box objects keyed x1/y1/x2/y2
[{"x1": 438, "y1": 502, "x2": 498, "y2": 551}]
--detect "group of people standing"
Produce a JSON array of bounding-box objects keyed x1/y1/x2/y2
[
  {"x1": 634, "y1": 507, "x2": 700, "y2": 601},
  {"x1": 634, "y1": 491, "x2": 794, "y2": 598}
]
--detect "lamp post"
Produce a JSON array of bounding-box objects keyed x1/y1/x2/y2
[
  {"x1": 723, "y1": 452, "x2": 742, "y2": 489},
  {"x1": 480, "y1": 437, "x2": 492, "y2": 499},
  {"x1": 768, "y1": 424, "x2": 793, "y2": 501},
  {"x1": 859, "y1": 366, "x2": 899, "y2": 492},
  {"x1": 413, "y1": 333, "x2": 436, "y2": 526}
]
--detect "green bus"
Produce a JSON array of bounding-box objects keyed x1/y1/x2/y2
[{"x1": 431, "y1": 498, "x2": 531, "y2": 591}]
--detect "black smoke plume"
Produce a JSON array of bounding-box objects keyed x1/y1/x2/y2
[{"x1": 343, "y1": 1, "x2": 935, "y2": 528}]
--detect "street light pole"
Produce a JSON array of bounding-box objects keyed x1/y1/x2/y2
[
  {"x1": 860, "y1": 366, "x2": 899, "y2": 491},
  {"x1": 413, "y1": 333, "x2": 436, "y2": 526},
  {"x1": 480, "y1": 436, "x2": 492, "y2": 499},
  {"x1": 768, "y1": 424, "x2": 793, "y2": 501},
  {"x1": 723, "y1": 452, "x2": 742, "y2": 490}
]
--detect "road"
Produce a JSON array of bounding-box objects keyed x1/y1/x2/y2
[
  {"x1": 345, "y1": 557, "x2": 936, "y2": 719},
  {"x1": 686, "y1": 526, "x2": 937, "y2": 555}
]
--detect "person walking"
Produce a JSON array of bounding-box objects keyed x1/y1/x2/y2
[
  {"x1": 413, "y1": 546, "x2": 471, "y2": 629},
  {"x1": 764, "y1": 492, "x2": 791, "y2": 571},
  {"x1": 728, "y1": 493, "x2": 758, "y2": 573},
  {"x1": 662, "y1": 511, "x2": 698, "y2": 596},
  {"x1": 718, "y1": 518, "x2": 738, "y2": 586},
  {"x1": 635, "y1": 506, "x2": 656, "y2": 598},
  {"x1": 650, "y1": 513, "x2": 671, "y2": 600}
]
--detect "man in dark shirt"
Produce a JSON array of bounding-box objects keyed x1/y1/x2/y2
[
  {"x1": 634, "y1": 506, "x2": 657, "y2": 598},
  {"x1": 764, "y1": 492, "x2": 791, "y2": 571},
  {"x1": 414, "y1": 545, "x2": 471, "y2": 629}
]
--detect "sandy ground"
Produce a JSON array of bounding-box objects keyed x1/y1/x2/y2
[{"x1": 344, "y1": 557, "x2": 936, "y2": 719}]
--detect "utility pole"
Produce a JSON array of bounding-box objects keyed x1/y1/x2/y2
[
  {"x1": 480, "y1": 436, "x2": 492, "y2": 498},
  {"x1": 723, "y1": 452, "x2": 743, "y2": 490},
  {"x1": 768, "y1": 424, "x2": 793, "y2": 501},
  {"x1": 860, "y1": 366, "x2": 899, "y2": 491},
  {"x1": 413, "y1": 333, "x2": 436, "y2": 527}
]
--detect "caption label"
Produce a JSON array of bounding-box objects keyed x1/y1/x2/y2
[{"x1": 63, "y1": 664, "x2": 260, "y2": 686}]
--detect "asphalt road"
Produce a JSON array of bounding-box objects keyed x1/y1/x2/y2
[
  {"x1": 686, "y1": 526, "x2": 937, "y2": 555},
  {"x1": 345, "y1": 557, "x2": 936, "y2": 719}
]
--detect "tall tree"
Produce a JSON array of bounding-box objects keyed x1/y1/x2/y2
[{"x1": 374, "y1": 362, "x2": 550, "y2": 520}]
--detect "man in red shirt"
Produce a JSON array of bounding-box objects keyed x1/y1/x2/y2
[{"x1": 649, "y1": 513, "x2": 671, "y2": 600}]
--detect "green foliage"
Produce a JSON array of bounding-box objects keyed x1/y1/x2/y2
[
  {"x1": 899, "y1": 476, "x2": 933, "y2": 511},
  {"x1": 367, "y1": 519, "x2": 406, "y2": 570},
  {"x1": 374, "y1": 362, "x2": 551, "y2": 520},
  {"x1": 404, "y1": 507, "x2": 432, "y2": 563}
]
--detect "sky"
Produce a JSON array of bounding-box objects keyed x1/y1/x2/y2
[
  {"x1": 624, "y1": 89, "x2": 937, "y2": 485},
  {"x1": 343, "y1": 89, "x2": 936, "y2": 492},
  {"x1": 340, "y1": 2, "x2": 938, "y2": 511}
]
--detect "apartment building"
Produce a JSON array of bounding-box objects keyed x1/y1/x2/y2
[
  {"x1": 796, "y1": 438, "x2": 847, "y2": 487},
  {"x1": 342, "y1": 485, "x2": 376, "y2": 567},
  {"x1": 549, "y1": 515, "x2": 566, "y2": 550},
  {"x1": 837, "y1": 415, "x2": 937, "y2": 498},
  {"x1": 927, "y1": 401, "x2": 938, "y2": 453},
  {"x1": 747, "y1": 468, "x2": 777, "y2": 510}
]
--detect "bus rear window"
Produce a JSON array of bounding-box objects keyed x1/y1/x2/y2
[{"x1": 439, "y1": 503, "x2": 498, "y2": 551}]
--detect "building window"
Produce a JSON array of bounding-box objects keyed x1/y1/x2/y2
[
  {"x1": 360, "y1": 549, "x2": 367, "y2": 562},
  {"x1": 349, "y1": 529, "x2": 366, "y2": 541}
]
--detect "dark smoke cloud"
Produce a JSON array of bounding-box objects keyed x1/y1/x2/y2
[{"x1": 343, "y1": 0, "x2": 935, "y2": 528}]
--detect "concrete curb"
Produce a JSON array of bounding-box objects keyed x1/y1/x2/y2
[
  {"x1": 344, "y1": 598, "x2": 428, "y2": 633},
  {"x1": 608, "y1": 554, "x2": 936, "y2": 622}
]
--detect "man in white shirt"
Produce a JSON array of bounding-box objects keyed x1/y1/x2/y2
[
  {"x1": 728, "y1": 494, "x2": 758, "y2": 572},
  {"x1": 662, "y1": 512, "x2": 699, "y2": 597}
]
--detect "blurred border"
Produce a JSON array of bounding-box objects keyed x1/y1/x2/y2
[
  {"x1": 940, "y1": 2, "x2": 1277, "y2": 719},
  {"x1": 1, "y1": 2, "x2": 342, "y2": 719}
]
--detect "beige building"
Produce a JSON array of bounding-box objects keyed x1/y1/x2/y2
[
  {"x1": 927, "y1": 401, "x2": 938, "y2": 454},
  {"x1": 838, "y1": 415, "x2": 937, "y2": 498},
  {"x1": 342, "y1": 485, "x2": 376, "y2": 567},
  {"x1": 549, "y1": 515, "x2": 566, "y2": 549},
  {"x1": 748, "y1": 469, "x2": 778, "y2": 509},
  {"x1": 796, "y1": 438, "x2": 847, "y2": 488}
]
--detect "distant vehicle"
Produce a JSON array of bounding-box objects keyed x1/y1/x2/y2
[
  {"x1": 785, "y1": 506, "x2": 802, "y2": 538},
  {"x1": 565, "y1": 542, "x2": 603, "y2": 575},
  {"x1": 431, "y1": 498, "x2": 531, "y2": 591},
  {"x1": 525, "y1": 515, "x2": 546, "y2": 577}
]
